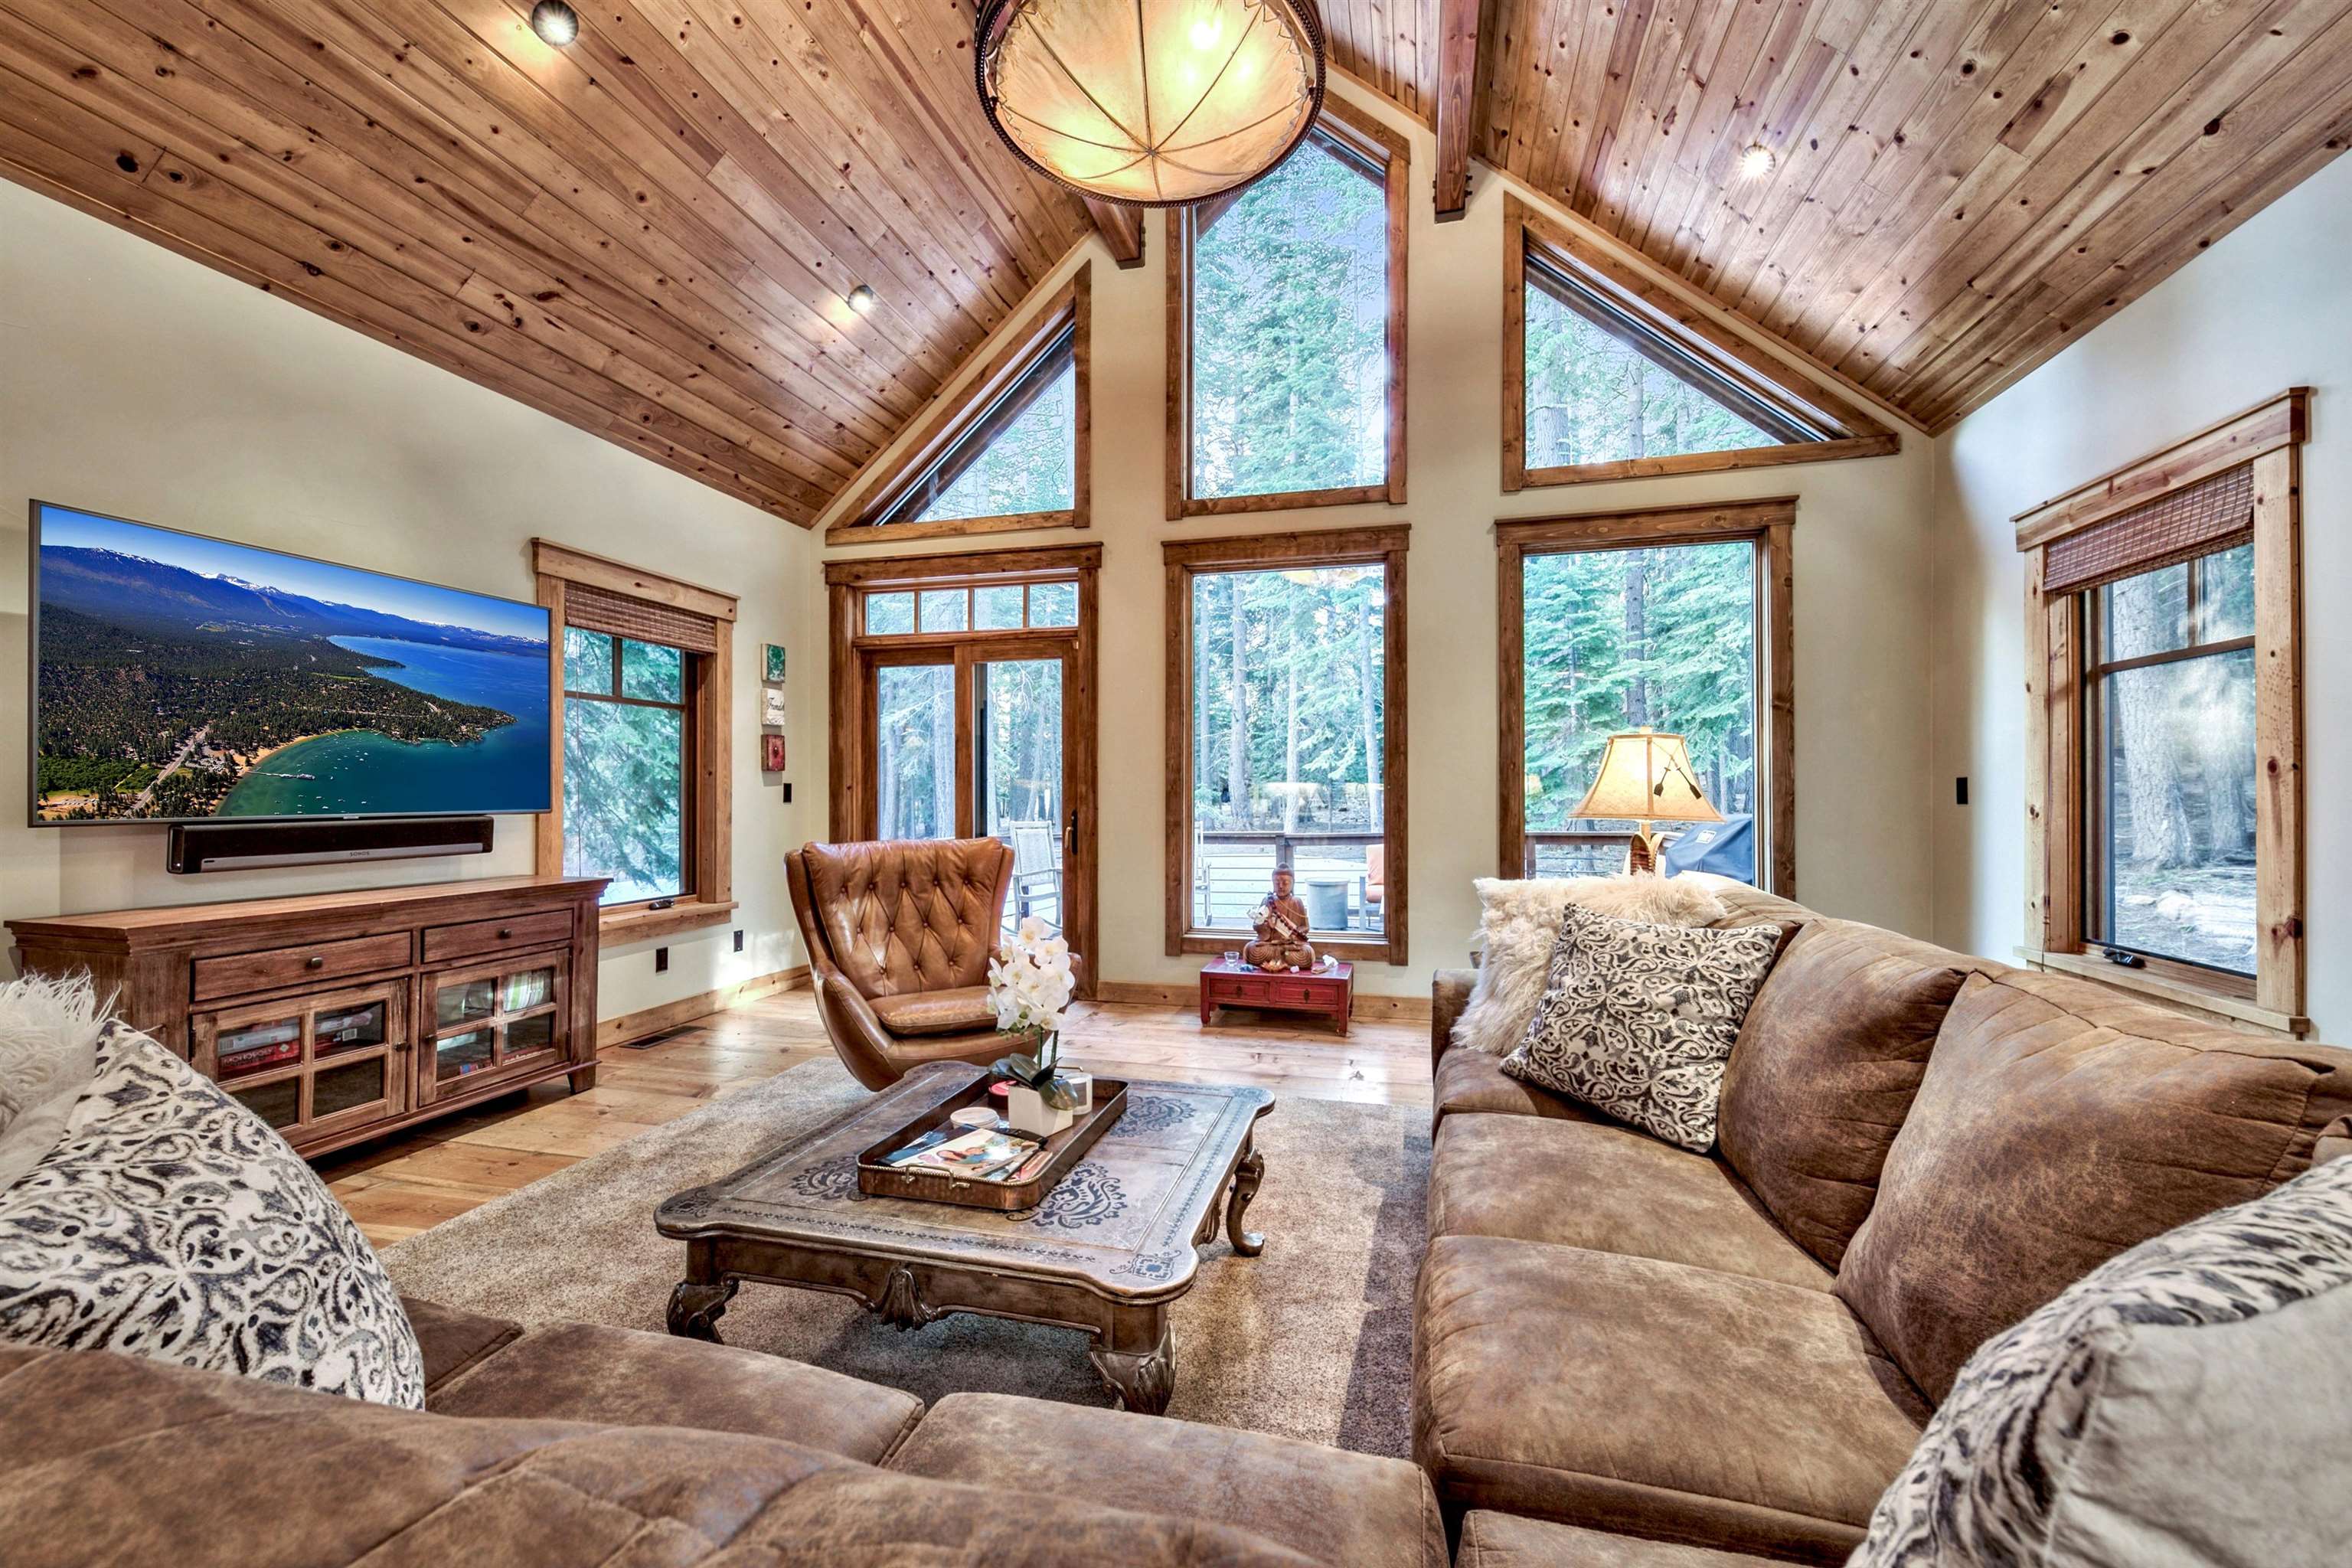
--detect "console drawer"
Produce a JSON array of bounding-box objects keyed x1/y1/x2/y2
[
  {"x1": 422, "y1": 910, "x2": 574, "y2": 964},
  {"x1": 191, "y1": 933, "x2": 414, "y2": 1002}
]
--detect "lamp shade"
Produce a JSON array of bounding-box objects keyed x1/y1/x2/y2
[
  {"x1": 975, "y1": 0, "x2": 1326, "y2": 207},
  {"x1": 1572, "y1": 729, "x2": 1723, "y2": 825}
]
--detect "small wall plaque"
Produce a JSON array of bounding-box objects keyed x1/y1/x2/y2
[
  {"x1": 761, "y1": 733, "x2": 786, "y2": 773},
  {"x1": 763, "y1": 643, "x2": 788, "y2": 683}
]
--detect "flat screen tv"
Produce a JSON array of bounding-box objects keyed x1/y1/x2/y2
[{"x1": 30, "y1": 501, "x2": 552, "y2": 825}]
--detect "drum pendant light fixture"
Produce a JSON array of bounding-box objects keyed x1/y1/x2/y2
[{"x1": 976, "y1": 0, "x2": 1327, "y2": 207}]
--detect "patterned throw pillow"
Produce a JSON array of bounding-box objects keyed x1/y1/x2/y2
[
  {"x1": 1852, "y1": 1147, "x2": 2352, "y2": 1566},
  {"x1": 0, "y1": 1021, "x2": 425, "y2": 1407},
  {"x1": 1501, "y1": 903, "x2": 1783, "y2": 1151}
]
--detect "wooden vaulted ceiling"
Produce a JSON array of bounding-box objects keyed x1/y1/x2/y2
[
  {"x1": 3, "y1": 2, "x2": 2349, "y2": 525},
  {"x1": 1383, "y1": 0, "x2": 2352, "y2": 431}
]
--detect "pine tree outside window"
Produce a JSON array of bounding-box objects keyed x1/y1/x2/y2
[
  {"x1": 1168, "y1": 99, "x2": 1407, "y2": 518},
  {"x1": 1504, "y1": 197, "x2": 1897, "y2": 490}
]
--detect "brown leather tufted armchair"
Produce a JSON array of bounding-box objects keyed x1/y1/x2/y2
[{"x1": 786, "y1": 838, "x2": 1021, "y2": 1089}]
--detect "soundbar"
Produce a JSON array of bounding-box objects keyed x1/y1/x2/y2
[{"x1": 166, "y1": 816, "x2": 495, "y2": 874}]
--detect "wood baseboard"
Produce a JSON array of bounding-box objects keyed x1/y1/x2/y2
[
  {"x1": 1092, "y1": 978, "x2": 1432, "y2": 1024},
  {"x1": 597, "y1": 965, "x2": 811, "y2": 1050}
]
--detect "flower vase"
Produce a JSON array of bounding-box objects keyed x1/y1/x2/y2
[{"x1": 1005, "y1": 1082, "x2": 1074, "y2": 1138}]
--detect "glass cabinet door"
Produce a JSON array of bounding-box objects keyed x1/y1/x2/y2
[
  {"x1": 199, "y1": 983, "x2": 407, "y2": 1147},
  {"x1": 423, "y1": 959, "x2": 568, "y2": 1102}
]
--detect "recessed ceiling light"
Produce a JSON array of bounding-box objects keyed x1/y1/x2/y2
[
  {"x1": 531, "y1": 2, "x2": 580, "y2": 47},
  {"x1": 847, "y1": 284, "x2": 877, "y2": 315},
  {"x1": 1739, "y1": 142, "x2": 1776, "y2": 178}
]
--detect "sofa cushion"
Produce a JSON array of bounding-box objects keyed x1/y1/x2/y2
[
  {"x1": 1718, "y1": 920, "x2": 1977, "y2": 1269},
  {"x1": 1429, "y1": 1115, "x2": 1828, "y2": 1291},
  {"x1": 1434, "y1": 1044, "x2": 1599, "y2": 1122},
  {"x1": 868, "y1": 985, "x2": 998, "y2": 1036},
  {"x1": 1502, "y1": 906, "x2": 1785, "y2": 1152},
  {"x1": 1450, "y1": 877, "x2": 1734, "y2": 1057},
  {"x1": 1854, "y1": 1142, "x2": 2352, "y2": 1568},
  {"x1": 400, "y1": 1296, "x2": 521, "y2": 1397},
  {"x1": 1415, "y1": 1236, "x2": 1927, "y2": 1566},
  {"x1": 1458, "y1": 1513, "x2": 1786, "y2": 1568},
  {"x1": 0, "y1": 1344, "x2": 1318, "y2": 1568},
  {"x1": 1835, "y1": 969, "x2": 2352, "y2": 1402},
  {"x1": 0, "y1": 1021, "x2": 424, "y2": 1408},
  {"x1": 890, "y1": 1392, "x2": 1445, "y2": 1568},
  {"x1": 425, "y1": 1320, "x2": 923, "y2": 1463}
]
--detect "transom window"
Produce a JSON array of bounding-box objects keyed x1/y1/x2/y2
[
  {"x1": 1504, "y1": 196, "x2": 1896, "y2": 489},
  {"x1": 1169, "y1": 101, "x2": 1407, "y2": 518},
  {"x1": 861, "y1": 577, "x2": 1080, "y2": 637},
  {"x1": 1165, "y1": 528, "x2": 1409, "y2": 964},
  {"x1": 1498, "y1": 501, "x2": 1795, "y2": 896},
  {"x1": 831, "y1": 268, "x2": 1091, "y2": 544}
]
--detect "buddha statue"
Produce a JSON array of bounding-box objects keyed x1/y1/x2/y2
[{"x1": 1242, "y1": 867, "x2": 1318, "y2": 973}]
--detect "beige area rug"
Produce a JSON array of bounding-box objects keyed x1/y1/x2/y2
[{"x1": 383, "y1": 1058, "x2": 1432, "y2": 1457}]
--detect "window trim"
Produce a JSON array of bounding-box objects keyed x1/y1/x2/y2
[
  {"x1": 1495, "y1": 498, "x2": 1796, "y2": 899},
  {"x1": 828, "y1": 266, "x2": 1091, "y2": 547},
  {"x1": 822, "y1": 543, "x2": 1101, "y2": 995},
  {"x1": 531, "y1": 540, "x2": 737, "y2": 943},
  {"x1": 2017, "y1": 388, "x2": 2308, "y2": 1034},
  {"x1": 1165, "y1": 97, "x2": 1410, "y2": 521},
  {"x1": 1161, "y1": 524, "x2": 1410, "y2": 965},
  {"x1": 1503, "y1": 196, "x2": 1900, "y2": 490}
]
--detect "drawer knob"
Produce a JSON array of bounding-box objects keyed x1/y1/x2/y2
[
  {"x1": 497, "y1": 926, "x2": 513, "y2": 939},
  {"x1": 304, "y1": 956, "x2": 325, "y2": 970}
]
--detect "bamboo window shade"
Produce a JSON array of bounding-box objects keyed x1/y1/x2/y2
[
  {"x1": 563, "y1": 582, "x2": 719, "y2": 655},
  {"x1": 2042, "y1": 463, "x2": 2256, "y2": 595}
]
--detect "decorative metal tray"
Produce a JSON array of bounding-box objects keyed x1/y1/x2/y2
[{"x1": 856, "y1": 1076, "x2": 1129, "y2": 1211}]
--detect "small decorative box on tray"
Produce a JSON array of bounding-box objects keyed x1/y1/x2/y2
[{"x1": 858, "y1": 1076, "x2": 1129, "y2": 1211}]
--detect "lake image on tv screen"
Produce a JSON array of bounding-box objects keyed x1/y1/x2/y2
[{"x1": 34, "y1": 505, "x2": 551, "y2": 823}]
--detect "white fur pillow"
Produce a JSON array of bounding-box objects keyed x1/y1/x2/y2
[
  {"x1": 0, "y1": 974, "x2": 107, "y2": 1188},
  {"x1": 1451, "y1": 875, "x2": 1732, "y2": 1057}
]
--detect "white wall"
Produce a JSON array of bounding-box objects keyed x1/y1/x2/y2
[
  {"x1": 1929, "y1": 152, "x2": 2352, "y2": 1039},
  {"x1": 0, "y1": 180, "x2": 828, "y2": 1021},
  {"x1": 820, "y1": 80, "x2": 1945, "y2": 998}
]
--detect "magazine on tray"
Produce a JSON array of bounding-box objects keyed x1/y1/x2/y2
[{"x1": 880, "y1": 1125, "x2": 1050, "y2": 1184}]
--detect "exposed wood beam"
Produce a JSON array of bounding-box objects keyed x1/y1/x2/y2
[
  {"x1": 1083, "y1": 197, "x2": 1145, "y2": 269},
  {"x1": 1432, "y1": 0, "x2": 1487, "y2": 221}
]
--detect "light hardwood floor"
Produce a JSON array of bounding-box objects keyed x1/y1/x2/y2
[{"x1": 320, "y1": 988, "x2": 1432, "y2": 1249}]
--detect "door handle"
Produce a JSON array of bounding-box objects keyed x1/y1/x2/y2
[{"x1": 1064, "y1": 808, "x2": 1077, "y2": 854}]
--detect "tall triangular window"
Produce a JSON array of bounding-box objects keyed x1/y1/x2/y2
[
  {"x1": 1508, "y1": 198, "x2": 1897, "y2": 488},
  {"x1": 835, "y1": 266, "x2": 1089, "y2": 542}
]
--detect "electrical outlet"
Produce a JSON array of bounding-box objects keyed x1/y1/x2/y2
[
  {"x1": 733, "y1": 929, "x2": 744, "y2": 953},
  {"x1": 655, "y1": 946, "x2": 668, "y2": 973}
]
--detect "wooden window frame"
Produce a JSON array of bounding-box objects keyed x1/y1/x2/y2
[
  {"x1": 1165, "y1": 98, "x2": 1409, "y2": 521},
  {"x1": 532, "y1": 541, "x2": 737, "y2": 945},
  {"x1": 824, "y1": 544, "x2": 1101, "y2": 995},
  {"x1": 828, "y1": 266, "x2": 1092, "y2": 547},
  {"x1": 1496, "y1": 498, "x2": 1796, "y2": 899},
  {"x1": 1503, "y1": 196, "x2": 1899, "y2": 491},
  {"x1": 2017, "y1": 389, "x2": 2308, "y2": 1036},
  {"x1": 1162, "y1": 524, "x2": 1410, "y2": 965}
]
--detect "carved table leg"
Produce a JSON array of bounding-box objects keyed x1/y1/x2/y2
[
  {"x1": 1089, "y1": 1312, "x2": 1175, "y2": 1416},
  {"x1": 1225, "y1": 1143, "x2": 1266, "y2": 1256},
  {"x1": 667, "y1": 1276, "x2": 737, "y2": 1342}
]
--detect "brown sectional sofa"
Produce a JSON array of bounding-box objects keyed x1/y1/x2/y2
[
  {"x1": 5, "y1": 1298, "x2": 1446, "y2": 1568},
  {"x1": 1416, "y1": 877, "x2": 2352, "y2": 1565}
]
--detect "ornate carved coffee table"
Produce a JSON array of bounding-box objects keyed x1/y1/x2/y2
[{"x1": 655, "y1": 1062, "x2": 1272, "y2": 1415}]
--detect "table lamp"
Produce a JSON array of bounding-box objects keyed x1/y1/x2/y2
[{"x1": 1572, "y1": 728, "x2": 1723, "y2": 875}]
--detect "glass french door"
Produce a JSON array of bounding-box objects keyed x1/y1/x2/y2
[{"x1": 863, "y1": 642, "x2": 1073, "y2": 942}]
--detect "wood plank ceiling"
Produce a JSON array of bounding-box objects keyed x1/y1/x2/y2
[
  {"x1": 0, "y1": 0, "x2": 1093, "y2": 524},
  {"x1": 2, "y1": 2, "x2": 2348, "y2": 524},
  {"x1": 1377, "y1": 0, "x2": 2352, "y2": 431}
]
